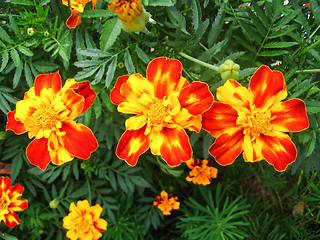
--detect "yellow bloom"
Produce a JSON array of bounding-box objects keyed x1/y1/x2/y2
[
  {"x1": 108, "y1": 0, "x2": 149, "y2": 32},
  {"x1": 153, "y1": 191, "x2": 180, "y2": 215},
  {"x1": 63, "y1": 200, "x2": 107, "y2": 240},
  {"x1": 186, "y1": 159, "x2": 218, "y2": 186}
]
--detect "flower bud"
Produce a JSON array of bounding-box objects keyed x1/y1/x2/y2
[
  {"x1": 219, "y1": 60, "x2": 240, "y2": 81},
  {"x1": 80, "y1": 162, "x2": 87, "y2": 169},
  {"x1": 44, "y1": 31, "x2": 49, "y2": 37},
  {"x1": 27, "y1": 28, "x2": 36, "y2": 36},
  {"x1": 49, "y1": 199, "x2": 59, "y2": 209}
]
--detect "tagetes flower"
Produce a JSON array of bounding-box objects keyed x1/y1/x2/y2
[
  {"x1": 0, "y1": 177, "x2": 28, "y2": 228},
  {"x1": 63, "y1": 200, "x2": 107, "y2": 240},
  {"x1": 62, "y1": 0, "x2": 97, "y2": 28},
  {"x1": 6, "y1": 72, "x2": 98, "y2": 170},
  {"x1": 108, "y1": 0, "x2": 149, "y2": 32},
  {"x1": 202, "y1": 66, "x2": 309, "y2": 171},
  {"x1": 153, "y1": 191, "x2": 180, "y2": 215},
  {"x1": 186, "y1": 158, "x2": 218, "y2": 185},
  {"x1": 110, "y1": 57, "x2": 214, "y2": 167}
]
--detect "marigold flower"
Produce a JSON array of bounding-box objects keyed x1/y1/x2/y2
[
  {"x1": 0, "y1": 176, "x2": 28, "y2": 228},
  {"x1": 6, "y1": 72, "x2": 98, "y2": 170},
  {"x1": 202, "y1": 66, "x2": 309, "y2": 171},
  {"x1": 108, "y1": 0, "x2": 149, "y2": 32},
  {"x1": 153, "y1": 191, "x2": 180, "y2": 215},
  {"x1": 62, "y1": 0, "x2": 97, "y2": 28},
  {"x1": 63, "y1": 200, "x2": 107, "y2": 240},
  {"x1": 110, "y1": 57, "x2": 214, "y2": 167},
  {"x1": 186, "y1": 158, "x2": 218, "y2": 185}
]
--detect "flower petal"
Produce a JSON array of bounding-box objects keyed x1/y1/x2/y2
[
  {"x1": 66, "y1": 10, "x2": 82, "y2": 28},
  {"x1": 242, "y1": 134, "x2": 264, "y2": 163},
  {"x1": 249, "y1": 65, "x2": 287, "y2": 109},
  {"x1": 94, "y1": 218, "x2": 108, "y2": 232},
  {"x1": 149, "y1": 127, "x2": 192, "y2": 166},
  {"x1": 4, "y1": 211, "x2": 20, "y2": 228},
  {"x1": 26, "y1": 138, "x2": 51, "y2": 170},
  {"x1": 61, "y1": 88, "x2": 84, "y2": 120},
  {"x1": 125, "y1": 115, "x2": 147, "y2": 130},
  {"x1": 116, "y1": 127, "x2": 150, "y2": 166},
  {"x1": 70, "y1": 80, "x2": 97, "y2": 113},
  {"x1": 178, "y1": 81, "x2": 214, "y2": 115},
  {"x1": 260, "y1": 132, "x2": 297, "y2": 171},
  {"x1": 110, "y1": 75, "x2": 129, "y2": 105},
  {"x1": 60, "y1": 121, "x2": 98, "y2": 160},
  {"x1": 271, "y1": 99, "x2": 309, "y2": 132},
  {"x1": 208, "y1": 127, "x2": 244, "y2": 166},
  {"x1": 202, "y1": 102, "x2": 238, "y2": 138},
  {"x1": 146, "y1": 57, "x2": 188, "y2": 98},
  {"x1": 6, "y1": 110, "x2": 26, "y2": 134},
  {"x1": 34, "y1": 72, "x2": 62, "y2": 96},
  {"x1": 0, "y1": 176, "x2": 11, "y2": 192}
]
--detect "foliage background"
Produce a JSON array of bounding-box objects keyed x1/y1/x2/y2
[{"x1": 0, "y1": 0, "x2": 320, "y2": 239}]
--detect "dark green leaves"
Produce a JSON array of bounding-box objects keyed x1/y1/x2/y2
[{"x1": 100, "y1": 18, "x2": 122, "y2": 52}]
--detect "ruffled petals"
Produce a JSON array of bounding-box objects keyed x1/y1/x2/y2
[
  {"x1": 209, "y1": 127, "x2": 244, "y2": 166},
  {"x1": 3, "y1": 212, "x2": 20, "y2": 228},
  {"x1": 110, "y1": 75, "x2": 129, "y2": 105},
  {"x1": 116, "y1": 127, "x2": 150, "y2": 166},
  {"x1": 26, "y1": 138, "x2": 51, "y2": 170},
  {"x1": 66, "y1": 10, "x2": 82, "y2": 29},
  {"x1": 178, "y1": 81, "x2": 214, "y2": 115},
  {"x1": 271, "y1": 99, "x2": 309, "y2": 132},
  {"x1": 60, "y1": 122, "x2": 98, "y2": 160},
  {"x1": 6, "y1": 110, "x2": 26, "y2": 135},
  {"x1": 34, "y1": 72, "x2": 62, "y2": 96},
  {"x1": 61, "y1": 88, "x2": 84, "y2": 120}
]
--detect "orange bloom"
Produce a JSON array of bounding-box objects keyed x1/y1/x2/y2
[
  {"x1": 186, "y1": 158, "x2": 218, "y2": 185},
  {"x1": 6, "y1": 72, "x2": 98, "y2": 170},
  {"x1": 110, "y1": 57, "x2": 214, "y2": 167},
  {"x1": 202, "y1": 66, "x2": 309, "y2": 171},
  {"x1": 63, "y1": 200, "x2": 107, "y2": 240},
  {"x1": 62, "y1": 0, "x2": 97, "y2": 28},
  {"x1": 108, "y1": 0, "x2": 149, "y2": 32},
  {"x1": 0, "y1": 177, "x2": 28, "y2": 228},
  {"x1": 153, "y1": 191, "x2": 180, "y2": 215}
]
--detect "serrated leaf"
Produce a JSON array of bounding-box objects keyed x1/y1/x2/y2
[
  {"x1": 147, "y1": 0, "x2": 174, "y2": 6},
  {"x1": 117, "y1": 174, "x2": 128, "y2": 193},
  {"x1": 259, "y1": 50, "x2": 289, "y2": 57},
  {"x1": 306, "y1": 131, "x2": 316, "y2": 158},
  {"x1": 0, "y1": 233, "x2": 18, "y2": 240},
  {"x1": 234, "y1": 36, "x2": 257, "y2": 53},
  {"x1": 33, "y1": 61, "x2": 60, "y2": 73},
  {"x1": 18, "y1": 45, "x2": 34, "y2": 56},
  {"x1": 0, "y1": 51, "x2": 9, "y2": 72},
  {"x1": 124, "y1": 49, "x2": 135, "y2": 74},
  {"x1": 191, "y1": 0, "x2": 200, "y2": 30},
  {"x1": 13, "y1": 62, "x2": 23, "y2": 89},
  {"x1": 269, "y1": 24, "x2": 299, "y2": 39},
  {"x1": 263, "y1": 41, "x2": 298, "y2": 48},
  {"x1": 10, "y1": 48, "x2": 20, "y2": 67},
  {"x1": 74, "y1": 60, "x2": 102, "y2": 68},
  {"x1": 0, "y1": 26, "x2": 14, "y2": 44},
  {"x1": 24, "y1": 62, "x2": 33, "y2": 87},
  {"x1": 100, "y1": 18, "x2": 122, "y2": 52},
  {"x1": 105, "y1": 56, "x2": 117, "y2": 88},
  {"x1": 6, "y1": 0, "x2": 33, "y2": 5},
  {"x1": 77, "y1": 48, "x2": 111, "y2": 58},
  {"x1": 77, "y1": 9, "x2": 115, "y2": 18},
  {"x1": 305, "y1": 100, "x2": 320, "y2": 113},
  {"x1": 135, "y1": 45, "x2": 149, "y2": 63}
]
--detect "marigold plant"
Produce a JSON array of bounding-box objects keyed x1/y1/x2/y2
[
  {"x1": 110, "y1": 57, "x2": 214, "y2": 167},
  {"x1": 63, "y1": 199, "x2": 107, "y2": 240},
  {"x1": 153, "y1": 190, "x2": 180, "y2": 215},
  {"x1": 0, "y1": 176, "x2": 28, "y2": 228},
  {"x1": 186, "y1": 158, "x2": 218, "y2": 185},
  {"x1": 202, "y1": 65, "x2": 309, "y2": 171},
  {"x1": 62, "y1": 0, "x2": 97, "y2": 28},
  {"x1": 6, "y1": 72, "x2": 98, "y2": 170}
]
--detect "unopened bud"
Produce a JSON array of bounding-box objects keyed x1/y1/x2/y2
[
  {"x1": 44, "y1": 31, "x2": 49, "y2": 37},
  {"x1": 27, "y1": 28, "x2": 36, "y2": 36},
  {"x1": 219, "y1": 60, "x2": 240, "y2": 81},
  {"x1": 49, "y1": 199, "x2": 59, "y2": 209},
  {"x1": 80, "y1": 162, "x2": 87, "y2": 169}
]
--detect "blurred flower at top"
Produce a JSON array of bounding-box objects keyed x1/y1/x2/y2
[
  {"x1": 108, "y1": 0, "x2": 149, "y2": 32},
  {"x1": 110, "y1": 57, "x2": 214, "y2": 167},
  {"x1": 153, "y1": 190, "x2": 180, "y2": 215},
  {"x1": 186, "y1": 158, "x2": 218, "y2": 186},
  {"x1": 202, "y1": 65, "x2": 309, "y2": 171},
  {"x1": 6, "y1": 72, "x2": 98, "y2": 170},
  {"x1": 62, "y1": 0, "x2": 97, "y2": 28},
  {"x1": 63, "y1": 200, "x2": 107, "y2": 240},
  {"x1": 0, "y1": 176, "x2": 28, "y2": 228}
]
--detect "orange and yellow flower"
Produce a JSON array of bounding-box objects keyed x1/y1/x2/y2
[
  {"x1": 62, "y1": 0, "x2": 97, "y2": 28},
  {"x1": 186, "y1": 158, "x2": 218, "y2": 185},
  {"x1": 63, "y1": 200, "x2": 107, "y2": 240},
  {"x1": 0, "y1": 176, "x2": 28, "y2": 228},
  {"x1": 202, "y1": 66, "x2": 309, "y2": 171},
  {"x1": 108, "y1": 0, "x2": 149, "y2": 32},
  {"x1": 153, "y1": 190, "x2": 180, "y2": 215},
  {"x1": 6, "y1": 72, "x2": 98, "y2": 170},
  {"x1": 110, "y1": 57, "x2": 214, "y2": 167}
]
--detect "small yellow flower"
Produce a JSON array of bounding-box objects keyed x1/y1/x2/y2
[
  {"x1": 63, "y1": 200, "x2": 107, "y2": 240},
  {"x1": 108, "y1": 0, "x2": 149, "y2": 32},
  {"x1": 153, "y1": 191, "x2": 180, "y2": 215},
  {"x1": 186, "y1": 159, "x2": 218, "y2": 186}
]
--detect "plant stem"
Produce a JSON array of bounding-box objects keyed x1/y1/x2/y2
[
  {"x1": 179, "y1": 52, "x2": 219, "y2": 72},
  {"x1": 296, "y1": 69, "x2": 320, "y2": 73}
]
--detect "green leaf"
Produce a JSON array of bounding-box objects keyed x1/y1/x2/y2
[
  {"x1": 234, "y1": 36, "x2": 257, "y2": 53},
  {"x1": 0, "y1": 26, "x2": 15, "y2": 44},
  {"x1": 259, "y1": 50, "x2": 289, "y2": 57},
  {"x1": 24, "y1": 62, "x2": 33, "y2": 87},
  {"x1": 6, "y1": 0, "x2": 33, "y2": 5},
  {"x1": 77, "y1": 9, "x2": 115, "y2": 18},
  {"x1": 33, "y1": 61, "x2": 60, "y2": 73},
  {"x1": 306, "y1": 131, "x2": 316, "y2": 158},
  {"x1": 12, "y1": 62, "x2": 23, "y2": 89},
  {"x1": 10, "y1": 154, "x2": 23, "y2": 183},
  {"x1": 108, "y1": 169, "x2": 117, "y2": 191},
  {"x1": 0, "y1": 51, "x2": 9, "y2": 72},
  {"x1": 105, "y1": 56, "x2": 117, "y2": 88},
  {"x1": 305, "y1": 100, "x2": 320, "y2": 114},
  {"x1": 18, "y1": 45, "x2": 34, "y2": 57},
  {"x1": 147, "y1": 0, "x2": 174, "y2": 6},
  {"x1": 100, "y1": 18, "x2": 122, "y2": 52},
  {"x1": 191, "y1": 0, "x2": 200, "y2": 30},
  {"x1": 272, "y1": 0, "x2": 284, "y2": 20},
  {"x1": 10, "y1": 48, "x2": 20, "y2": 67},
  {"x1": 0, "y1": 233, "x2": 18, "y2": 240},
  {"x1": 135, "y1": 45, "x2": 149, "y2": 63},
  {"x1": 268, "y1": 24, "x2": 299, "y2": 39},
  {"x1": 124, "y1": 49, "x2": 135, "y2": 74},
  {"x1": 263, "y1": 41, "x2": 298, "y2": 48}
]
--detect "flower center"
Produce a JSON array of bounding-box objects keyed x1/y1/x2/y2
[
  {"x1": 145, "y1": 98, "x2": 171, "y2": 127},
  {"x1": 75, "y1": 215, "x2": 93, "y2": 233},
  {"x1": 0, "y1": 194, "x2": 10, "y2": 214},
  {"x1": 108, "y1": 0, "x2": 143, "y2": 23},
  {"x1": 31, "y1": 107, "x2": 59, "y2": 130}
]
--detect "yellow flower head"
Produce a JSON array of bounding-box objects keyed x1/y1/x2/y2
[
  {"x1": 153, "y1": 190, "x2": 180, "y2": 215},
  {"x1": 108, "y1": 0, "x2": 149, "y2": 32},
  {"x1": 63, "y1": 200, "x2": 107, "y2": 240},
  {"x1": 186, "y1": 159, "x2": 218, "y2": 186}
]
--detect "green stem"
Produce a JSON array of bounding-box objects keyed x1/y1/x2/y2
[
  {"x1": 296, "y1": 69, "x2": 320, "y2": 73},
  {"x1": 86, "y1": 174, "x2": 92, "y2": 205},
  {"x1": 179, "y1": 52, "x2": 219, "y2": 72}
]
